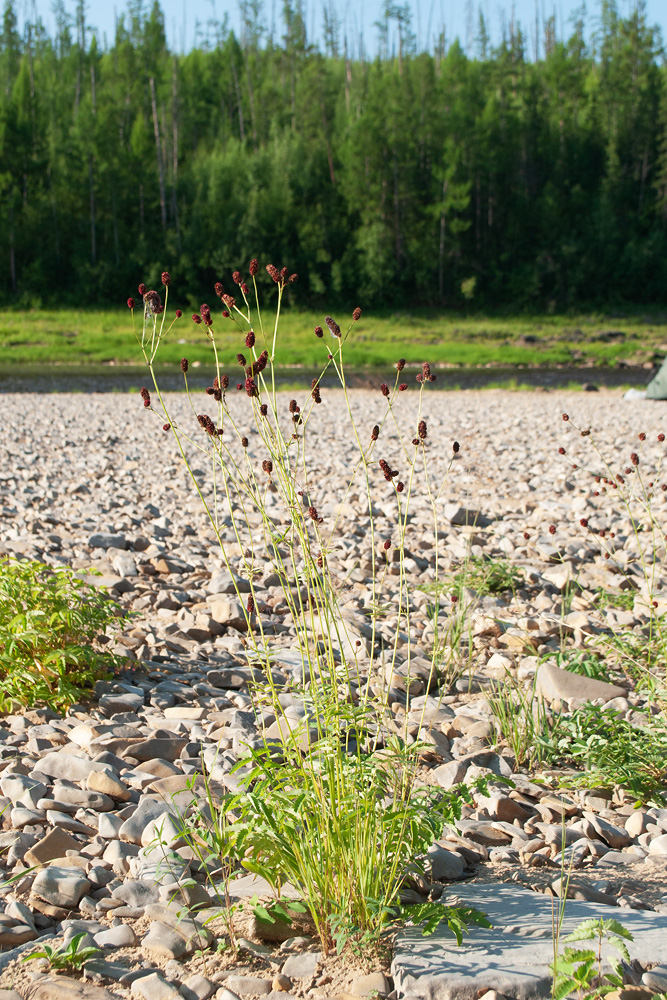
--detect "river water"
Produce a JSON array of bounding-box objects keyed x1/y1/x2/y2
[{"x1": 0, "y1": 364, "x2": 651, "y2": 394}]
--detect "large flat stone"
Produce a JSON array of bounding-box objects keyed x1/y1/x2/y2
[
  {"x1": 535, "y1": 661, "x2": 626, "y2": 706},
  {"x1": 391, "y1": 883, "x2": 667, "y2": 1000}
]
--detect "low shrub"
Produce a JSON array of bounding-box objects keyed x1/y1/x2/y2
[{"x1": 0, "y1": 558, "x2": 122, "y2": 710}]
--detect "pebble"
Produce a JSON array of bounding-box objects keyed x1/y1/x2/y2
[{"x1": 0, "y1": 390, "x2": 666, "y2": 991}]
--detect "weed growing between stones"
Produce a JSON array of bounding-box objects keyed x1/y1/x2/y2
[
  {"x1": 550, "y1": 917, "x2": 632, "y2": 1000},
  {"x1": 131, "y1": 271, "x2": 488, "y2": 955},
  {"x1": 543, "y1": 704, "x2": 667, "y2": 803},
  {"x1": 22, "y1": 931, "x2": 101, "y2": 971},
  {"x1": 483, "y1": 410, "x2": 667, "y2": 794},
  {"x1": 555, "y1": 413, "x2": 667, "y2": 702},
  {"x1": 487, "y1": 670, "x2": 553, "y2": 770},
  {"x1": 0, "y1": 558, "x2": 123, "y2": 710}
]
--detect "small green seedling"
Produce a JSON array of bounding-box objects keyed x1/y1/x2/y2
[
  {"x1": 551, "y1": 917, "x2": 632, "y2": 1000},
  {"x1": 22, "y1": 932, "x2": 101, "y2": 971}
]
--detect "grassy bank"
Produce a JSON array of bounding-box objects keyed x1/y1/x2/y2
[{"x1": 2, "y1": 306, "x2": 667, "y2": 368}]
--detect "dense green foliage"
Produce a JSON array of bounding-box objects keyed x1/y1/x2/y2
[
  {"x1": 0, "y1": 0, "x2": 666, "y2": 308},
  {"x1": 0, "y1": 559, "x2": 121, "y2": 709}
]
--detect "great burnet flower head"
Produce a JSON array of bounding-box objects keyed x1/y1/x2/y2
[
  {"x1": 249, "y1": 259, "x2": 259, "y2": 276},
  {"x1": 197, "y1": 413, "x2": 216, "y2": 435},
  {"x1": 325, "y1": 316, "x2": 341, "y2": 338},
  {"x1": 144, "y1": 290, "x2": 163, "y2": 315},
  {"x1": 379, "y1": 458, "x2": 398, "y2": 482},
  {"x1": 245, "y1": 330, "x2": 256, "y2": 349},
  {"x1": 214, "y1": 281, "x2": 224, "y2": 297},
  {"x1": 314, "y1": 326, "x2": 323, "y2": 338},
  {"x1": 161, "y1": 271, "x2": 171, "y2": 287},
  {"x1": 127, "y1": 297, "x2": 135, "y2": 309},
  {"x1": 180, "y1": 358, "x2": 189, "y2": 373},
  {"x1": 311, "y1": 379, "x2": 322, "y2": 403},
  {"x1": 253, "y1": 351, "x2": 268, "y2": 375},
  {"x1": 200, "y1": 304, "x2": 212, "y2": 326},
  {"x1": 352, "y1": 307, "x2": 362, "y2": 321}
]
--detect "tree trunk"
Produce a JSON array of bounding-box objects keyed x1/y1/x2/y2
[
  {"x1": 89, "y1": 157, "x2": 96, "y2": 264},
  {"x1": 172, "y1": 62, "x2": 181, "y2": 249},
  {"x1": 438, "y1": 176, "x2": 448, "y2": 302},
  {"x1": 48, "y1": 167, "x2": 60, "y2": 262},
  {"x1": 150, "y1": 76, "x2": 167, "y2": 231},
  {"x1": 321, "y1": 100, "x2": 336, "y2": 185},
  {"x1": 9, "y1": 202, "x2": 16, "y2": 294},
  {"x1": 230, "y1": 57, "x2": 245, "y2": 142},
  {"x1": 393, "y1": 148, "x2": 402, "y2": 264},
  {"x1": 111, "y1": 182, "x2": 119, "y2": 265},
  {"x1": 243, "y1": 50, "x2": 258, "y2": 147}
]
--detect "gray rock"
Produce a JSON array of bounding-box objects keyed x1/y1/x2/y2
[
  {"x1": 280, "y1": 952, "x2": 321, "y2": 979},
  {"x1": 179, "y1": 976, "x2": 217, "y2": 1000},
  {"x1": 33, "y1": 753, "x2": 106, "y2": 782},
  {"x1": 426, "y1": 844, "x2": 466, "y2": 881},
  {"x1": 642, "y1": 966, "x2": 667, "y2": 992},
  {"x1": 89, "y1": 533, "x2": 127, "y2": 550},
  {"x1": 442, "y1": 504, "x2": 491, "y2": 527},
  {"x1": 94, "y1": 923, "x2": 138, "y2": 948},
  {"x1": 99, "y1": 813, "x2": 124, "y2": 839},
  {"x1": 142, "y1": 921, "x2": 188, "y2": 960},
  {"x1": 432, "y1": 760, "x2": 469, "y2": 790},
  {"x1": 391, "y1": 883, "x2": 667, "y2": 1000},
  {"x1": 131, "y1": 973, "x2": 181, "y2": 1000},
  {"x1": 536, "y1": 662, "x2": 626, "y2": 706},
  {"x1": 648, "y1": 833, "x2": 667, "y2": 856},
  {"x1": 119, "y1": 798, "x2": 176, "y2": 845},
  {"x1": 22, "y1": 977, "x2": 118, "y2": 1000},
  {"x1": 31, "y1": 865, "x2": 91, "y2": 909},
  {"x1": 113, "y1": 879, "x2": 162, "y2": 907},
  {"x1": 122, "y1": 737, "x2": 188, "y2": 763},
  {"x1": 207, "y1": 571, "x2": 251, "y2": 595},
  {"x1": 584, "y1": 813, "x2": 631, "y2": 849},
  {"x1": 98, "y1": 691, "x2": 145, "y2": 715},
  {"x1": 0, "y1": 774, "x2": 48, "y2": 808},
  {"x1": 209, "y1": 598, "x2": 251, "y2": 631},
  {"x1": 351, "y1": 973, "x2": 391, "y2": 997},
  {"x1": 225, "y1": 979, "x2": 273, "y2": 997}
]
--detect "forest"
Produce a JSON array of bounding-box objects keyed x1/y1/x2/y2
[{"x1": 0, "y1": 0, "x2": 666, "y2": 309}]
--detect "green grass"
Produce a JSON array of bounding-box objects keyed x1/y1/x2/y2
[{"x1": 2, "y1": 305, "x2": 667, "y2": 368}]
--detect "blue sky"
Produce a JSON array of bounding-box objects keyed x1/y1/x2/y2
[{"x1": 19, "y1": 0, "x2": 667, "y2": 56}]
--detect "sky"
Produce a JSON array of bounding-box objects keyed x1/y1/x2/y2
[{"x1": 17, "y1": 0, "x2": 667, "y2": 58}]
